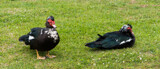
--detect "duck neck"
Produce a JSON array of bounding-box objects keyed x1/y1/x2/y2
[
  {"x1": 129, "y1": 32, "x2": 135, "y2": 39},
  {"x1": 46, "y1": 26, "x2": 53, "y2": 28}
]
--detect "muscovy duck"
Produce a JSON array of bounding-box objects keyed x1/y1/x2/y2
[
  {"x1": 85, "y1": 24, "x2": 135, "y2": 49},
  {"x1": 19, "y1": 16, "x2": 60, "y2": 59}
]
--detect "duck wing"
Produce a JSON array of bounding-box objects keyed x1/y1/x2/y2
[
  {"x1": 28, "y1": 27, "x2": 43, "y2": 38},
  {"x1": 100, "y1": 33, "x2": 132, "y2": 48},
  {"x1": 19, "y1": 27, "x2": 43, "y2": 45}
]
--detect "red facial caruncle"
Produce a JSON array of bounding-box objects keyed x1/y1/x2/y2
[
  {"x1": 47, "y1": 19, "x2": 56, "y2": 28},
  {"x1": 48, "y1": 19, "x2": 55, "y2": 25},
  {"x1": 127, "y1": 27, "x2": 133, "y2": 34}
]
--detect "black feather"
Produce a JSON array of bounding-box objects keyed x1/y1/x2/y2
[
  {"x1": 19, "y1": 35, "x2": 28, "y2": 41},
  {"x1": 97, "y1": 34, "x2": 104, "y2": 38},
  {"x1": 85, "y1": 24, "x2": 135, "y2": 49},
  {"x1": 19, "y1": 16, "x2": 60, "y2": 51},
  {"x1": 19, "y1": 35, "x2": 30, "y2": 45}
]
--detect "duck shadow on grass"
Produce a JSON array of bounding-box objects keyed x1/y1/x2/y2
[
  {"x1": 22, "y1": 46, "x2": 61, "y2": 59},
  {"x1": 88, "y1": 46, "x2": 133, "y2": 51},
  {"x1": 86, "y1": 43, "x2": 136, "y2": 51}
]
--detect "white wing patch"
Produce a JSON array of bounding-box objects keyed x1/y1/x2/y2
[
  {"x1": 40, "y1": 29, "x2": 43, "y2": 35},
  {"x1": 29, "y1": 32, "x2": 32, "y2": 34},
  {"x1": 119, "y1": 38, "x2": 132, "y2": 45},
  {"x1": 45, "y1": 31, "x2": 48, "y2": 34},
  {"x1": 28, "y1": 35, "x2": 35, "y2": 42},
  {"x1": 45, "y1": 29, "x2": 58, "y2": 42},
  {"x1": 116, "y1": 39, "x2": 118, "y2": 42},
  {"x1": 50, "y1": 31, "x2": 58, "y2": 39},
  {"x1": 126, "y1": 38, "x2": 132, "y2": 42},
  {"x1": 120, "y1": 41, "x2": 125, "y2": 45}
]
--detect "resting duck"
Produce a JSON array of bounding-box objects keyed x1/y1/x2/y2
[
  {"x1": 85, "y1": 24, "x2": 135, "y2": 49},
  {"x1": 19, "y1": 16, "x2": 60, "y2": 59}
]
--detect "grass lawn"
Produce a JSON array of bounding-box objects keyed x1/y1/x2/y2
[{"x1": 0, "y1": 0, "x2": 160, "y2": 68}]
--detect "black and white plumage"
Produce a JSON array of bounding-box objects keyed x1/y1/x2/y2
[
  {"x1": 19, "y1": 16, "x2": 60, "y2": 59},
  {"x1": 85, "y1": 24, "x2": 135, "y2": 49}
]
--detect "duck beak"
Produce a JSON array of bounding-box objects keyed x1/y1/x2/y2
[
  {"x1": 51, "y1": 21, "x2": 56, "y2": 28},
  {"x1": 52, "y1": 24, "x2": 57, "y2": 28}
]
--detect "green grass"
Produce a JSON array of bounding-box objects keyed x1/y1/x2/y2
[{"x1": 0, "y1": 0, "x2": 160, "y2": 68}]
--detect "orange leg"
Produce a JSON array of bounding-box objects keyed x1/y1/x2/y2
[
  {"x1": 46, "y1": 51, "x2": 56, "y2": 58},
  {"x1": 36, "y1": 50, "x2": 46, "y2": 60}
]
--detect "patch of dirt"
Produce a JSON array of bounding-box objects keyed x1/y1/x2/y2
[
  {"x1": 152, "y1": 5, "x2": 160, "y2": 7},
  {"x1": 6, "y1": 8, "x2": 27, "y2": 14},
  {"x1": 130, "y1": 0, "x2": 136, "y2": 4},
  {"x1": 145, "y1": 52, "x2": 154, "y2": 57},
  {"x1": 140, "y1": 5, "x2": 160, "y2": 8},
  {"x1": 22, "y1": 0, "x2": 37, "y2": 1},
  {"x1": 140, "y1": 5, "x2": 149, "y2": 8}
]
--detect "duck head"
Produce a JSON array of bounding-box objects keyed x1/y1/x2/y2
[
  {"x1": 45, "y1": 16, "x2": 56, "y2": 28},
  {"x1": 119, "y1": 24, "x2": 133, "y2": 34}
]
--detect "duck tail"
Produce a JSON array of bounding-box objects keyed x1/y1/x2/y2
[
  {"x1": 85, "y1": 41, "x2": 100, "y2": 48},
  {"x1": 19, "y1": 35, "x2": 28, "y2": 41},
  {"x1": 19, "y1": 35, "x2": 30, "y2": 45}
]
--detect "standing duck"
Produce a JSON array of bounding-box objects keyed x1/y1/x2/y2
[
  {"x1": 19, "y1": 16, "x2": 60, "y2": 59},
  {"x1": 85, "y1": 24, "x2": 135, "y2": 49}
]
